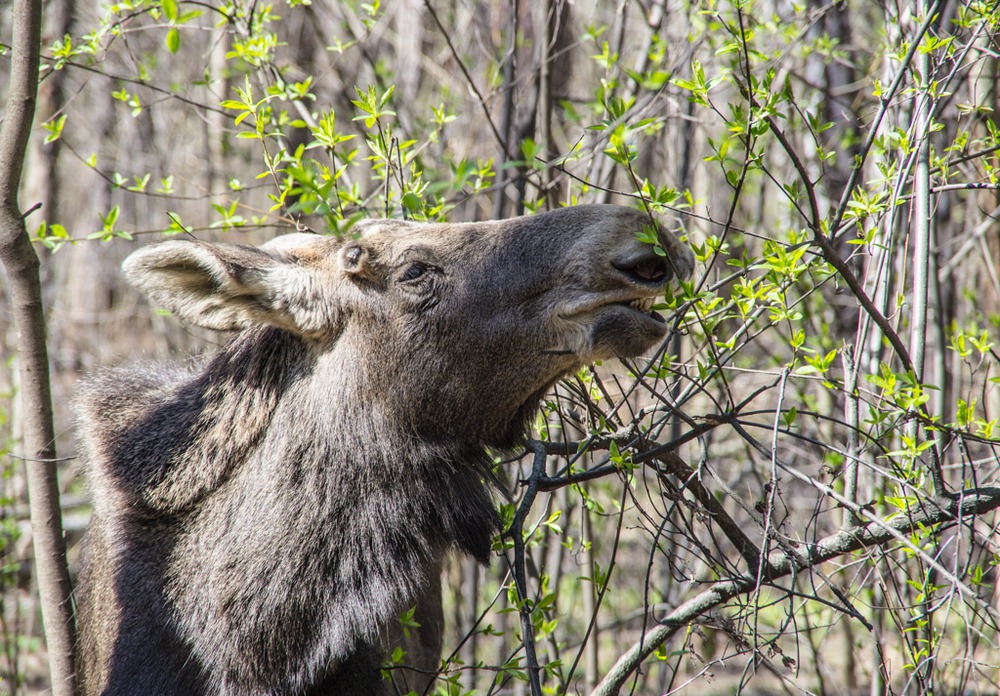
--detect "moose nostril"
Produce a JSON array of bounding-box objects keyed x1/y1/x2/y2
[{"x1": 613, "y1": 257, "x2": 670, "y2": 284}]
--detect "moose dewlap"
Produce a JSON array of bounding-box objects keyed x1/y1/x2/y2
[{"x1": 74, "y1": 205, "x2": 694, "y2": 696}]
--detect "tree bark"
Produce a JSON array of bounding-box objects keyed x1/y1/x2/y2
[{"x1": 0, "y1": 1, "x2": 78, "y2": 694}]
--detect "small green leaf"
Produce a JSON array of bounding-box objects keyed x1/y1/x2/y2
[
  {"x1": 165, "y1": 28, "x2": 180, "y2": 54},
  {"x1": 43, "y1": 114, "x2": 67, "y2": 144},
  {"x1": 162, "y1": 0, "x2": 179, "y2": 22},
  {"x1": 401, "y1": 192, "x2": 421, "y2": 212}
]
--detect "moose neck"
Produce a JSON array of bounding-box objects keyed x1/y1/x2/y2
[
  {"x1": 275, "y1": 328, "x2": 504, "y2": 562},
  {"x1": 187, "y1": 325, "x2": 503, "y2": 562}
]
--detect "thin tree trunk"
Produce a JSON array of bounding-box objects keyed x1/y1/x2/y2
[
  {"x1": 580, "y1": 500, "x2": 598, "y2": 691},
  {"x1": 910, "y1": 6, "x2": 939, "y2": 690},
  {"x1": 0, "y1": 1, "x2": 77, "y2": 694},
  {"x1": 23, "y1": 0, "x2": 75, "y2": 241},
  {"x1": 536, "y1": 0, "x2": 555, "y2": 209},
  {"x1": 910, "y1": 2, "x2": 932, "y2": 388},
  {"x1": 459, "y1": 557, "x2": 480, "y2": 693},
  {"x1": 491, "y1": 0, "x2": 518, "y2": 219}
]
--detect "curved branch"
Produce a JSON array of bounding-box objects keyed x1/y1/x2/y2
[{"x1": 590, "y1": 483, "x2": 1000, "y2": 696}]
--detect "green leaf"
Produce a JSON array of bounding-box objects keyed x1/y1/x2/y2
[
  {"x1": 165, "y1": 28, "x2": 180, "y2": 54},
  {"x1": 43, "y1": 114, "x2": 67, "y2": 144},
  {"x1": 101, "y1": 205, "x2": 119, "y2": 231},
  {"x1": 162, "y1": 0, "x2": 179, "y2": 22},
  {"x1": 401, "y1": 192, "x2": 421, "y2": 212}
]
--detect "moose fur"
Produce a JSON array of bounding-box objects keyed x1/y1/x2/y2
[{"x1": 74, "y1": 205, "x2": 694, "y2": 695}]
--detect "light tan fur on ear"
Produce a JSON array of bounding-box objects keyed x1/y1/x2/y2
[{"x1": 123, "y1": 237, "x2": 333, "y2": 334}]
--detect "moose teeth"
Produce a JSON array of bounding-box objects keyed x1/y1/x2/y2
[{"x1": 628, "y1": 297, "x2": 655, "y2": 312}]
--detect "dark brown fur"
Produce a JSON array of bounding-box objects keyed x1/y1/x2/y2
[{"x1": 74, "y1": 205, "x2": 694, "y2": 695}]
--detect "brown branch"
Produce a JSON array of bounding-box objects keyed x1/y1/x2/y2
[
  {"x1": 805, "y1": 181, "x2": 916, "y2": 375},
  {"x1": 590, "y1": 485, "x2": 1000, "y2": 696},
  {"x1": 0, "y1": 1, "x2": 77, "y2": 694},
  {"x1": 652, "y1": 451, "x2": 772, "y2": 578},
  {"x1": 765, "y1": 117, "x2": 916, "y2": 376}
]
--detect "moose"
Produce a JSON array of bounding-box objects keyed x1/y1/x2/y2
[{"x1": 74, "y1": 204, "x2": 695, "y2": 695}]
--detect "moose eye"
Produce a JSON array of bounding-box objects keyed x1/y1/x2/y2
[{"x1": 399, "y1": 262, "x2": 430, "y2": 283}]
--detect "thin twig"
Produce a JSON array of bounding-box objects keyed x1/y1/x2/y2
[{"x1": 423, "y1": 0, "x2": 509, "y2": 158}]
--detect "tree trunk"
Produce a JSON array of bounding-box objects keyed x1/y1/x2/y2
[{"x1": 0, "y1": 1, "x2": 77, "y2": 694}]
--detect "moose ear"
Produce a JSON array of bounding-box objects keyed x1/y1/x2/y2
[
  {"x1": 339, "y1": 240, "x2": 381, "y2": 280},
  {"x1": 122, "y1": 240, "x2": 330, "y2": 334}
]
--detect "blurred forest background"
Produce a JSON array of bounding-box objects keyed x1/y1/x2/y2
[{"x1": 2, "y1": 0, "x2": 1000, "y2": 694}]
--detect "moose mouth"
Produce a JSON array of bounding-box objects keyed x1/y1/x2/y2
[
  {"x1": 560, "y1": 250, "x2": 672, "y2": 327},
  {"x1": 616, "y1": 296, "x2": 667, "y2": 324},
  {"x1": 547, "y1": 244, "x2": 676, "y2": 357},
  {"x1": 555, "y1": 293, "x2": 666, "y2": 329}
]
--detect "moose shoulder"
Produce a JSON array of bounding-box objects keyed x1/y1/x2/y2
[{"x1": 74, "y1": 205, "x2": 694, "y2": 695}]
